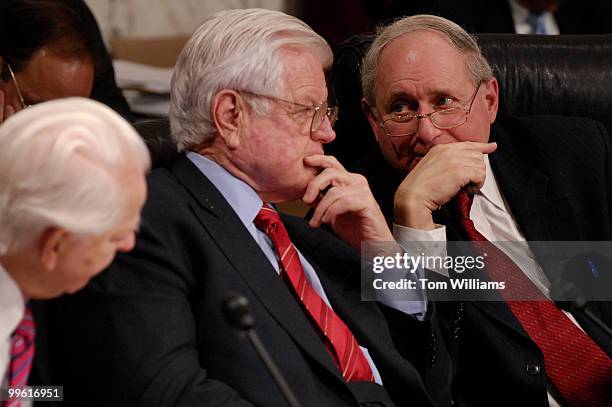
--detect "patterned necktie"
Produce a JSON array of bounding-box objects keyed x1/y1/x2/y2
[
  {"x1": 254, "y1": 204, "x2": 374, "y2": 382},
  {"x1": 4, "y1": 306, "x2": 36, "y2": 407},
  {"x1": 452, "y1": 190, "x2": 612, "y2": 406}
]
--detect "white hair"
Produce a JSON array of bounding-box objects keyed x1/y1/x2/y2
[
  {"x1": 362, "y1": 14, "x2": 494, "y2": 105},
  {"x1": 0, "y1": 97, "x2": 151, "y2": 255},
  {"x1": 169, "y1": 8, "x2": 333, "y2": 150}
]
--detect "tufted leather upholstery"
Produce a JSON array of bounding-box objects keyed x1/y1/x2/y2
[
  {"x1": 133, "y1": 34, "x2": 612, "y2": 170},
  {"x1": 328, "y1": 33, "x2": 612, "y2": 168}
]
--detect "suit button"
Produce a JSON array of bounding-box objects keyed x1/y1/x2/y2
[{"x1": 526, "y1": 363, "x2": 541, "y2": 375}]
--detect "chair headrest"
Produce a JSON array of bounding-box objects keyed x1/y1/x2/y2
[
  {"x1": 132, "y1": 118, "x2": 179, "y2": 169},
  {"x1": 329, "y1": 33, "x2": 612, "y2": 167}
]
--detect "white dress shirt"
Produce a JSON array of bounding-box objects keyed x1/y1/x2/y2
[
  {"x1": 186, "y1": 153, "x2": 387, "y2": 383},
  {"x1": 0, "y1": 261, "x2": 25, "y2": 388},
  {"x1": 393, "y1": 155, "x2": 586, "y2": 407}
]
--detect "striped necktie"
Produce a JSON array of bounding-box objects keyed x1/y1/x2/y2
[
  {"x1": 254, "y1": 203, "x2": 374, "y2": 382},
  {"x1": 4, "y1": 306, "x2": 36, "y2": 407}
]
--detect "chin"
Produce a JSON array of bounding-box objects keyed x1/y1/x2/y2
[
  {"x1": 65, "y1": 276, "x2": 94, "y2": 294},
  {"x1": 64, "y1": 284, "x2": 83, "y2": 295}
]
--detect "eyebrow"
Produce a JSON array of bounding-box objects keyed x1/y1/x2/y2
[{"x1": 387, "y1": 87, "x2": 459, "y2": 100}]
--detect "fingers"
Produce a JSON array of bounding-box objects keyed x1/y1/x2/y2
[
  {"x1": 308, "y1": 182, "x2": 370, "y2": 227},
  {"x1": 306, "y1": 171, "x2": 371, "y2": 226},
  {"x1": 302, "y1": 154, "x2": 355, "y2": 204},
  {"x1": 4, "y1": 104, "x2": 14, "y2": 121},
  {"x1": 0, "y1": 89, "x2": 4, "y2": 123},
  {"x1": 302, "y1": 166, "x2": 356, "y2": 204},
  {"x1": 303, "y1": 154, "x2": 345, "y2": 171},
  {"x1": 447, "y1": 141, "x2": 497, "y2": 154},
  {"x1": 393, "y1": 141, "x2": 491, "y2": 229},
  {"x1": 0, "y1": 89, "x2": 16, "y2": 124}
]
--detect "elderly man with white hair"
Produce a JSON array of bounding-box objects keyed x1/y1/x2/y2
[
  {"x1": 52, "y1": 8, "x2": 452, "y2": 407},
  {"x1": 0, "y1": 98, "x2": 149, "y2": 402}
]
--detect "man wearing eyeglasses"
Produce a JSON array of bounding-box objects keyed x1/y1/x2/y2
[
  {"x1": 0, "y1": 0, "x2": 132, "y2": 122},
  {"x1": 50, "y1": 9, "x2": 453, "y2": 407},
  {"x1": 362, "y1": 14, "x2": 612, "y2": 407},
  {"x1": 0, "y1": 1, "x2": 93, "y2": 122}
]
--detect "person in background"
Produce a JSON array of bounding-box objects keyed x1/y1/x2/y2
[
  {"x1": 361, "y1": 14, "x2": 612, "y2": 407},
  {"x1": 0, "y1": 98, "x2": 149, "y2": 404},
  {"x1": 0, "y1": 0, "x2": 132, "y2": 123},
  {"x1": 383, "y1": 0, "x2": 612, "y2": 35},
  {"x1": 60, "y1": 0, "x2": 133, "y2": 118}
]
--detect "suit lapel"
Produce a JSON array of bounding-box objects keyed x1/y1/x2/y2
[{"x1": 170, "y1": 156, "x2": 343, "y2": 381}]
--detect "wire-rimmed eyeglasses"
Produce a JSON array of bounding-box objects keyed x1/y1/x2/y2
[
  {"x1": 6, "y1": 63, "x2": 31, "y2": 110},
  {"x1": 380, "y1": 83, "x2": 483, "y2": 138},
  {"x1": 241, "y1": 90, "x2": 338, "y2": 134}
]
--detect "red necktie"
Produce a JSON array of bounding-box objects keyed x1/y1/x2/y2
[
  {"x1": 254, "y1": 204, "x2": 374, "y2": 382},
  {"x1": 453, "y1": 190, "x2": 612, "y2": 406},
  {"x1": 4, "y1": 306, "x2": 36, "y2": 407}
]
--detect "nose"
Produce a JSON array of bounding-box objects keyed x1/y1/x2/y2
[
  {"x1": 311, "y1": 116, "x2": 336, "y2": 144},
  {"x1": 116, "y1": 233, "x2": 136, "y2": 253},
  {"x1": 414, "y1": 113, "x2": 443, "y2": 149}
]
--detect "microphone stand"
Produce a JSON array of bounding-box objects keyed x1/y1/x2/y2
[{"x1": 222, "y1": 294, "x2": 303, "y2": 407}]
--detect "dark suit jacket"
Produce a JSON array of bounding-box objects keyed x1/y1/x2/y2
[
  {"x1": 385, "y1": 0, "x2": 612, "y2": 34},
  {"x1": 447, "y1": 115, "x2": 612, "y2": 407},
  {"x1": 353, "y1": 115, "x2": 612, "y2": 406},
  {"x1": 49, "y1": 155, "x2": 451, "y2": 406}
]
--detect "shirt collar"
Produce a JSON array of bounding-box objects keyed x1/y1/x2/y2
[
  {"x1": 0, "y1": 260, "x2": 25, "y2": 341},
  {"x1": 478, "y1": 154, "x2": 506, "y2": 211},
  {"x1": 509, "y1": 0, "x2": 531, "y2": 25},
  {"x1": 186, "y1": 152, "x2": 263, "y2": 227}
]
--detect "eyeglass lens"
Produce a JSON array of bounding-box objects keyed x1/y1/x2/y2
[{"x1": 311, "y1": 104, "x2": 339, "y2": 133}]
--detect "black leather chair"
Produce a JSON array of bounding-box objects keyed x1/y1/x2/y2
[
  {"x1": 133, "y1": 34, "x2": 612, "y2": 171},
  {"x1": 328, "y1": 33, "x2": 612, "y2": 169},
  {"x1": 132, "y1": 118, "x2": 178, "y2": 168}
]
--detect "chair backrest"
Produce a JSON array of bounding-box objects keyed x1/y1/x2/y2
[
  {"x1": 328, "y1": 33, "x2": 612, "y2": 168},
  {"x1": 132, "y1": 118, "x2": 179, "y2": 169}
]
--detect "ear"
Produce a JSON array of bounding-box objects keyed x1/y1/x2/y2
[
  {"x1": 39, "y1": 227, "x2": 69, "y2": 271},
  {"x1": 483, "y1": 77, "x2": 499, "y2": 124},
  {"x1": 361, "y1": 97, "x2": 382, "y2": 142},
  {"x1": 212, "y1": 90, "x2": 244, "y2": 149}
]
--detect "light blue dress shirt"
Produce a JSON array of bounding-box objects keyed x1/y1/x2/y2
[{"x1": 187, "y1": 152, "x2": 386, "y2": 383}]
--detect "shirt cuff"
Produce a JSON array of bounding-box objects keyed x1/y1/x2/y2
[
  {"x1": 393, "y1": 223, "x2": 449, "y2": 278},
  {"x1": 393, "y1": 223, "x2": 446, "y2": 242}
]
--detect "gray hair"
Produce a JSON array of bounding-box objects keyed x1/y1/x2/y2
[
  {"x1": 0, "y1": 97, "x2": 151, "y2": 256},
  {"x1": 169, "y1": 8, "x2": 332, "y2": 151},
  {"x1": 362, "y1": 14, "x2": 494, "y2": 105}
]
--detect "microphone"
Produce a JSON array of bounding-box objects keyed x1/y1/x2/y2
[
  {"x1": 550, "y1": 279, "x2": 612, "y2": 338},
  {"x1": 222, "y1": 294, "x2": 302, "y2": 407}
]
